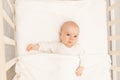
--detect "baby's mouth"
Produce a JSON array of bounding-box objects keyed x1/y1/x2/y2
[{"x1": 68, "y1": 41, "x2": 72, "y2": 44}]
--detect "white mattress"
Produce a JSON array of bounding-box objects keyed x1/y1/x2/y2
[
  {"x1": 15, "y1": 0, "x2": 108, "y2": 55},
  {"x1": 15, "y1": 0, "x2": 111, "y2": 80},
  {"x1": 15, "y1": 52, "x2": 111, "y2": 80}
]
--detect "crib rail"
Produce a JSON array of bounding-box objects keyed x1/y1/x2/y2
[
  {"x1": 13, "y1": 74, "x2": 19, "y2": 80},
  {"x1": 3, "y1": 10, "x2": 15, "y2": 30},
  {"x1": 111, "y1": 66, "x2": 120, "y2": 72},
  {"x1": 0, "y1": 0, "x2": 17, "y2": 80},
  {"x1": 4, "y1": 36, "x2": 16, "y2": 45},
  {"x1": 108, "y1": 19, "x2": 120, "y2": 26},
  {"x1": 5, "y1": 0, "x2": 14, "y2": 14},
  {"x1": 107, "y1": 1, "x2": 120, "y2": 11},
  {"x1": 106, "y1": 0, "x2": 120, "y2": 80},
  {"x1": 108, "y1": 36, "x2": 120, "y2": 40},
  {"x1": 109, "y1": 51, "x2": 120, "y2": 55},
  {"x1": 5, "y1": 58, "x2": 18, "y2": 71}
]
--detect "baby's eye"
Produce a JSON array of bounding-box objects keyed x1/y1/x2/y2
[
  {"x1": 66, "y1": 34, "x2": 70, "y2": 36},
  {"x1": 74, "y1": 35, "x2": 77, "y2": 38}
]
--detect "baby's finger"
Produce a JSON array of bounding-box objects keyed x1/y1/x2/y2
[
  {"x1": 26, "y1": 44, "x2": 33, "y2": 51},
  {"x1": 75, "y1": 71, "x2": 82, "y2": 76},
  {"x1": 27, "y1": 47, "x2": 32, "y2": 52}
]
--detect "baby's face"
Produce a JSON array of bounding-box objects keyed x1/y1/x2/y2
[{"x1": 60, "y1": 25, "x2": 79, "y2": 47}]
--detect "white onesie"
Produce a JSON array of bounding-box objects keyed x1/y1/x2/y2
[{"x1": 39, "y1": 41, "x2": 85, "y2": 66}]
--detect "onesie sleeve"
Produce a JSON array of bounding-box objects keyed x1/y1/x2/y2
[
  {"x1": 38, "y1": 41, "x2": 57, "y2": 53},
  {"x1": 78, "y1": 47, "x2": 86, "y2": 67}
]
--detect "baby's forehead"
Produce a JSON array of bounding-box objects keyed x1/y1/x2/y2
[
  {"x1": 63, "y1": 21, "x2": 78, "y2": 27},
  {"x1": 61, "y1": 26, "x2": 79, "y2": 35},
  {"x1": 61, "y1": 22, "x2": 79, "y2": 30}
]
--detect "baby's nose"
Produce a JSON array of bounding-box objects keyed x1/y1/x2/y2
[{"x1": 70, "y1": 36, "x2": 74, "y2": 40}]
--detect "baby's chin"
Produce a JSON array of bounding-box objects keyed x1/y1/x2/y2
[{"x1": 65, "y1": 44, "x2": 74, "y2": 48}]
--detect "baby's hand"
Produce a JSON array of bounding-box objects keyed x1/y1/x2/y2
[
  {"x1": 26, "y1": 44, "x2": 39, "y2": 52},
  {"x1": 75, "y1": 66, "x2": 84, "y2": 76}
]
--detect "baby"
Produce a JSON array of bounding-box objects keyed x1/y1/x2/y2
[{"x1": 26, "y1": 21, "x2": 84, "y2": 76}]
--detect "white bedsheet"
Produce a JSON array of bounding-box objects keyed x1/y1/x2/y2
[
  {"x1": 16, "y1": 0, "x2": 108, "y2": 55},
  {"x1": 15, "y1": 52, "x2": 111, "y2": 80}
]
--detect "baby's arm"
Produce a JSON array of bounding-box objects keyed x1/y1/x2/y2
[
  {"x1": 26, "y1": 42, "x2": 57, "y2": 52},
  {"x1": 75, "y1": 66, "x2": 84, "y2": 76},
  {"x1": 75, "y1": 47, "x2": 85, "y2": 76},
  {"x1": 26, "y1": 43, "x2": 40, "y2": 52}
]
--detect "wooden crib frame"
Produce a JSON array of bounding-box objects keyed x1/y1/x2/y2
[
  {"x1": 0, "y1": 0, "x2": 120, "y2": 80},
  {"x1": 0, "y1": 0, "x2": 18, "y2": 80},
  {"x1": 107, "y1": 0, "x2": 120, "y2": 80}
]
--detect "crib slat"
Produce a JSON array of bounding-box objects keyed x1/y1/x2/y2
[
  {"x1": 107, "y1": 1, "x2": 120, "y2": 11},
  {"x1": 4, "y1": 36, "x2": 16, "y2": 45},
  {"x1": 109, "y1": 51, "x2": 120, "y2": 55},
  {"x1": 12, "y1": 74, "x2": 19, "y2": 80},
  {"x1": 108, "y1": 19, "x2": 120, "y2": 26},
  {"x1": 108, "y1": 36, "x2": 120, "y2": 40},
  {"x1": 3, "y1": 9, "x2": 15, "y2": 30},
  {"x1": 5, "y1": 0, "x2": 14, "y2": 15},
  {"x1": 5, "y1": 58, "x2": 18, "y2": 71},
  {"x1": 111, "y1": 66, "x2": 120, "y2": 72},
  {"x1": 0, "y1": 0, "x2": 16, "y2": 80},
  {"x1": 0, "y1": 1, "x2": 7, "y2": 80}
]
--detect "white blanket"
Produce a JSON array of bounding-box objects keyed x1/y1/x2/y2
[{"x1": 15, "y1": 52, "x2": 111, "y2": 80}]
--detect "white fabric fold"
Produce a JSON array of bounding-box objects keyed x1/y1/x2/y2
[{"x1": 16, "y1": 52, "x2": 111, "y2": 80}]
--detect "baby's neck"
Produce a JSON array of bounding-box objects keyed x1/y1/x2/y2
[{"x1": 61, "y1": 43, "x2": 75, "y2": 48}]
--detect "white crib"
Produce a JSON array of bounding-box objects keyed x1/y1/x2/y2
[{"x1": 0, "y1": 0, "x2": 120, "y2": 80}]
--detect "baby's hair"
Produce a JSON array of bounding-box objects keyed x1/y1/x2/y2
[{"x1": 60, "y1": 21, "x2": 79, "y2": 33}]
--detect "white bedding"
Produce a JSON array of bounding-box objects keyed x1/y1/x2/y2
[
  {"x1": 15, "y1": 0, "x2": 108, "y2": 55},
  {"x1": 16, "y1": 52, "x2": 111, "y2": 80},
  {"x1": 15, "y1": 0, "x2": 111, "y2": 80}
]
